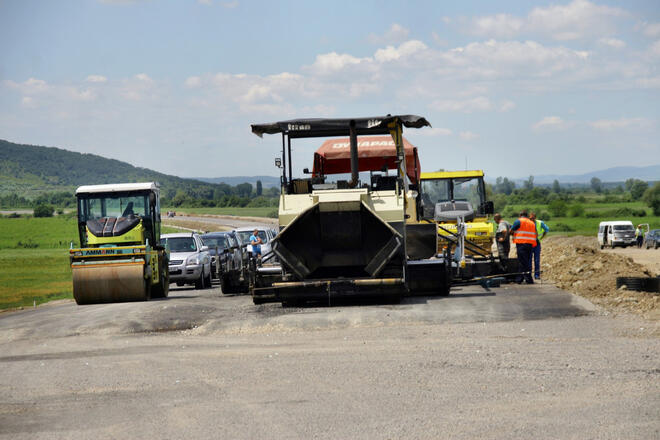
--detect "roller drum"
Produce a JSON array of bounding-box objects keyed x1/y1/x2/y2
[{"x1": 73, "y1": 263, "x2": 149, "y2": 304}]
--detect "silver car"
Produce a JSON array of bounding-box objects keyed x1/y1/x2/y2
[{"x1": 160, "y1": 232, "x2": 212, "y2": 289}]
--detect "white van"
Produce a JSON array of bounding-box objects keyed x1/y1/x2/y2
[{"x1": 597, "y1": 221, "x2": 636, "y2": 249}]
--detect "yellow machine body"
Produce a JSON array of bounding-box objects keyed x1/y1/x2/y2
[
  {"x1": 70, "y1": 182, "x2": 168, "y2": 304},
  {"x1": 419, "y1": 170, "x2": 494, "y2": 256}
]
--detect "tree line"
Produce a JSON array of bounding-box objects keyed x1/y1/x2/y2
[
  {"x1": 0, "y1": 180, "x2": 281, "y2": 210},
  {"x1": 489, "y1": 176, "x2": 660, "y2": 218}
]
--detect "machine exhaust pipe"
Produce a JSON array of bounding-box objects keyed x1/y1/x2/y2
[{"x1": 348, "y1": 120, "x2": 359, "y2": 188}]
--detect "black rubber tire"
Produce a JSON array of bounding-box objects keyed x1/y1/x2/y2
[
  {"x1": 194, "y1": 271, "x2": 204, "y2": 290},
  {"x1": 616, "y1": 276, "x2": 660, "y2": 292},
  {"x1": 151, "y1": 259, "x2": 169, "y2": 299},
  {"x1": 204, "y1": 270, "x2": 212, "y2": 289},
  {"x1": 221, "y1": 273, "x2": 232, "y2": 294}
]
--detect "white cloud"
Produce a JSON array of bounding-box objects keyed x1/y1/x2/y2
[
  {"x1": 466, "y1": 0, "x2": 628, "y2": 41},
  {"x1": 416, "y1": 127, "x2": 453, "y2": 137},
  {"x1": 641, "y1": 22, "x2": 660, "y2": 38},
  {"x1": 135, "y1": 73, "x2": 153, "y2": 83},
  {"x1": 368, "y1": 23, "x2": 410, "y2": 45},
  {"x1": 68, "y1": 88, "x2": 96, "y2": 102},
  {"x1": 21, "y1": 96, "x2": 36, "y2": 108},
  {"x1": 198, "y1": 0, "x2": 212, "y2": 5},
  {"x1": 648, "y1": 40, "x2": 660, "y2": 58},
  {"x1": 5, "y1": 78, "x2": 49, "y2": 94},
  {"x1": 430, "y1": 96, "x2": 492, "y2": 113},
  {"x1": 431, "y1": 32, "x2": 448, "y2": 46},
  {"x1": 532, "y1": 116, "x2": 572, "y2": 131},
  {"x1": 468, "y1": 13, "x2": 524, "y2": 39},
  {"x1": 308, "y1": 52, "x2": 366, "y2": 75},
  {"x1": 589, "y1": 117, "x2": 651, "y2": 131},
  {"x1": 598, "y1": 37, "x2": 625, "y2": 48},
  {"x1": 374, "y1": 40, "x2": 427, "y2": 62},
  {"x1": 184, "y1": 76, "x2": 202, "y2": 88},
  {"x1": 85, "y1": 75, "x2": 108, "y2": 83},
  {"x1": 459, "y1": 131, "x2": 479, "y2": 141},
  {"x1": 500, "y1": 100, "x2": 516, "y2": 112},
  {"x1": 221, "y1": 1, "x2": 238, "y2": 8}
]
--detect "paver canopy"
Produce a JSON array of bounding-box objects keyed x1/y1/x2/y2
[{"x1": 312, "y1": 135, "x2": 420, "y2": 183}]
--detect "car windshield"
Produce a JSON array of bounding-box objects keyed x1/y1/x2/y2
[
  {"x1": 78, "y1": 193, "x2": 149, "y2": 221},
  {"x1": 161, "y1": 237, "x2": 197, "y2": 252},
  {"x1": 613, "y1": 225, "x2": 633, "y2": 231},
  {"x1": 201, "y1": 237, "x2": 226, "y2": 249},
  {"x1": 238, "y1": 231, "x2": 268, "y2": 243}
]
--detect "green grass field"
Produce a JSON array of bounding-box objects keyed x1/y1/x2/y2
[
  {"x1": 164, "y1": 206, "x2": 276, "y2": 217},
  {"x1": 0, "y1": 216, "x2": 79, "y2": 309},
  {"x1": 501, "y1": 203, "x2": 658, "y2": 235},
  {"x1": 0, "y1": 248, "x2": 72, "y2": 309}
]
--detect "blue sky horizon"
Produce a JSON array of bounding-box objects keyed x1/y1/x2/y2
[{"x1": 1, "y1": 0, "x2": 658, "y2": 180}]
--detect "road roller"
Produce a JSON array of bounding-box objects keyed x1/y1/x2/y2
[
  {"x1": 249, "y1": 115, "x2": 451, "y2": 306},
  {"x1": 69, "y1": 182, "x2": 169, "y2": 304}
]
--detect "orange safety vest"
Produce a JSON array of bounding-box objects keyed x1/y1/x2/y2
[{"x1": 513, "y1": 217, "x2": 537, "y2": 247}]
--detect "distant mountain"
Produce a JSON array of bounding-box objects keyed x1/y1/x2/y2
[
  {"x1": 0, "y1": 139, "x2": 237, "y2": 199},
  {"x1": 194, "y1": 175, "x2": 280, "y2": 188},
  {"x1": 494, "y1": 165, "x2": 660, "y2": 185}
]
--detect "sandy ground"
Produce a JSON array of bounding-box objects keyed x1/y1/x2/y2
[{"x1": 602, "y1": 246, "x2": 660, "y2": 275}]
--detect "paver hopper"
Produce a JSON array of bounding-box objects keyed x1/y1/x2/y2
[{"x1": 250, "y1": 115, "x2": 449, "y2": 305}]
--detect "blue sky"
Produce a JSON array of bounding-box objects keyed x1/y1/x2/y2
[{"x1": 1, "y1": 0, "x2": 658, "y2": 179}]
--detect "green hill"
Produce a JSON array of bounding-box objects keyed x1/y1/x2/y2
[{"x1": 0, "y1": 139, "x2": 229, "y2": 200}]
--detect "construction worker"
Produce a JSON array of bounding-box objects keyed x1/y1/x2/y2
[
  {"x1": 529, "y1": 212, "x2": 550, "y2": 280},
  {"x1": 493, "y1": 213, "x2": 511, "y2": 271},
  {"x1": 509, "y1": 210, "x2": 537, "y2": 284},
  {"x1": 635, "y1": 225, "x2": 644, "y2": 248}
]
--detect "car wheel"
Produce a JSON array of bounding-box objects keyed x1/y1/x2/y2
[
  {"x1": 204, "y1": 268, "x2": 212, "y2": 289},
  {"x1": 194, "y1": 271, "x2": 204, "y2": 290},
  {"x1": 221, "y1": 273, "x2": 232, "y2": 294}
]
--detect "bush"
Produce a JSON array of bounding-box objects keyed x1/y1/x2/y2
[
  {"x1": 643, "y1": 182, "x2": 660, "y2": 216},
  {"x1": 267, "y1": 209, "x2": 278, "y2": 218},
  {"x1": 33, "y1": 204, "x2": 54, "y2": 218},
  {"x1": 585, "y1": 211, "x2": 601, "y2": 218},
  {"x1": 503, "y1": 207, "x2": 518, "y2": 218},
  {"x1": 548, "y1": 199, "x2": 567, "y2": 217},
  {"x1": 567, "y1": 203, "x2": 585, "y2": 217},
  {"x1": 537, "y1": 210, "x2": 551, "y2": 221},
  {"x1": 553, "y1": 222, "x2": 575, "y2": 232}
]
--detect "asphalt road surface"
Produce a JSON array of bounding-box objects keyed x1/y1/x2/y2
[{"x1": 1, "y1": 282, "x2": 658, "y2": 439}]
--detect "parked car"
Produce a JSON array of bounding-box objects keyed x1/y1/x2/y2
[
  {"x1": 160, "y1": 232, "x2": 212, "y2": 289},
  {"x1": 644, "y1": 229, "x2": 660, "y2": 249},
  {"x1": 200, "y1": 232, "x2": 233, "y2": 279}
]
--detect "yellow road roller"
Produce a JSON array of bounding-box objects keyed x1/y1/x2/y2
[{"x1": 69, "y1": 182, "x2": 169, "y2": 304}]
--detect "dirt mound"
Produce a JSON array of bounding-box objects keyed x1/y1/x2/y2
[{"x1": 542, "y1": 236, "x2": 659, "y2": 320}]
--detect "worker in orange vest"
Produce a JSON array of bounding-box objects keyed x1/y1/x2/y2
[{"x1": 509, "y1": 210, "x2": 537, "y2": 284}]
